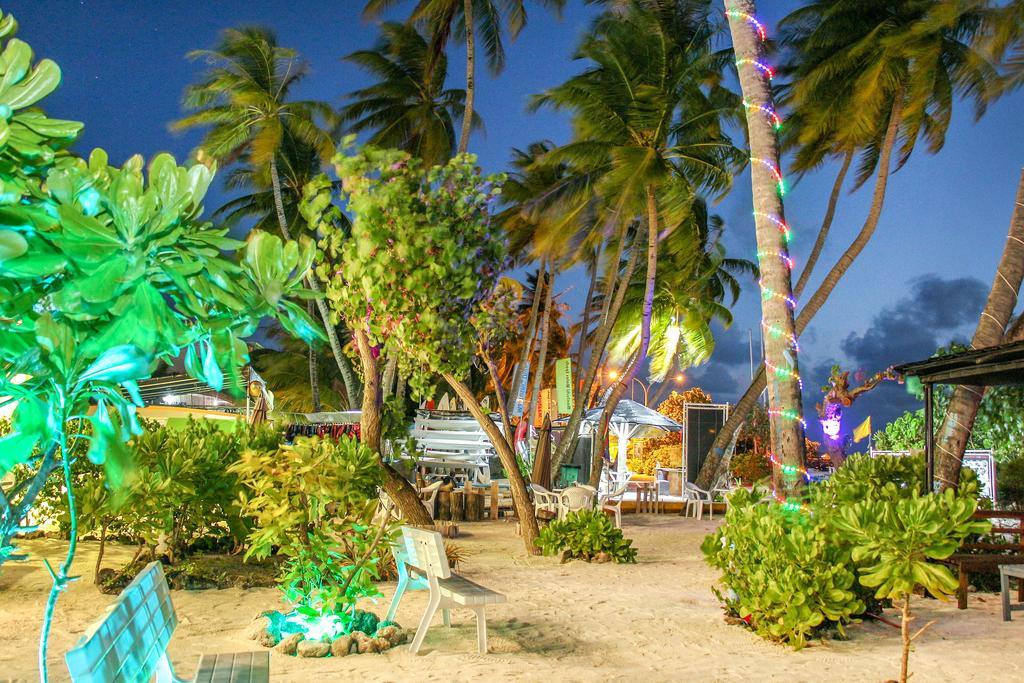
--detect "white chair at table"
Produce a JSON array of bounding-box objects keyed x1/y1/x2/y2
[
  {"x1": 598, "y1": 482, "x2": 630, "y2": 529},
  {"x1": 530, "y1": 483, "x2": 560, "y2": 520},
  {"x1": 709, "y1": 473, "x2": 736, "y2": 516},
  {"x1": 558, "y1": 485, "x2": 597, "y2": 520},
  {"x1": 684, "y1": 481, "x2": 714, "y2": 520},
  {"x1": 417, "y1": 480, "x2": 443, "y2": 519}
]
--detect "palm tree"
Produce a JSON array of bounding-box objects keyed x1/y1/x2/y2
[
  {"x1": 171, "y1": 27, "x2": 361, "y2": 408},
  {"x1": 340, "y1": 22, "x2": 479, "y2": 167},
  {"x1": 697, "y1": 0, "x2": 998, "y2": 488},
  {"x1": 250, "y1": 330, "x2": 351, "y2": 412},
  {"x1": 927, "y1": 1, "x2": 1024, "y2": 488},
  {"x1": 607, "y1": 201, "x2": 754, "y2": 382},
  {"x1": 724, "y1": 0, "x2": 807, "y2": 490},
  {"x1": 363, "y1": 0, "x2": 566, "y2": 153},
  {"x1": 533, "y1": 1, "x2": 743, "y2": 477},
  {"x1": 499, "y1": 140, "x2": 599, "y2": 433}
]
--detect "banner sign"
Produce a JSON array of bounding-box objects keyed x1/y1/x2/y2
[
  {"x1": 511, "y1": 361, "x2": 530, "y2": 418},
  {"x1": 535, "y1": 387, "x2": 557, "y2": 424},
  {"x1": 555, "y1": 357, "x2": 574, "y2": 414}
]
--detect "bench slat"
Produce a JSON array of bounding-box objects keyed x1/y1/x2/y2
[
  {"x1": 438, "y1": 574, "x2": 508, "y2": 606},
  {"x1": 195, "y1": 651, "x2": 270, "y2": 683}
]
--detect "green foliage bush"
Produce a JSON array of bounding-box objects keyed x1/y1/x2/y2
[
  {"x1": 998, "y1": 456, "x2": 1024, "y2": 510},
  {"x1": 535, "y1": 509, "x2": 637, "y2": 563},
  {"x1": 703, "y1": 454, "x2": 984, "y2": 649},
  {"x1": 33, "y1": 418, "x2": 280, "y2": 568},
  {"x1": 231, "y1": 436, "x2": 397, "y2": 633},
  {"x1": 701, "y1": 487, "x2": 864, "y2": 647}
]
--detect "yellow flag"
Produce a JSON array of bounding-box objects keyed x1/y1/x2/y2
[{"x1": 853, "y1": 416, "x2": 872, "y2": 443}]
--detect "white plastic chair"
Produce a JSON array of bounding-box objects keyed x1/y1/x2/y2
[
  {"x1": 598, "y1": 483, "x2": 630, "y2": 529},
  {"x1": 530, "y1": 484, "x2": 560, "y2": 519},
  {"x1": 418, "y1": 481, "x2": 443, "y2": 518},
  {"x1": 684, "y1": 482, "x2": 714, "y2": 520},
  {"x1": 558, "y1": 485, "x2": 597, "y2": 519}
]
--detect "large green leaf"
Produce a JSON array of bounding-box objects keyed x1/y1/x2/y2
[
  {"x1": 78, "y1": 344, "x2": 152, "y2": 384},
  {"x1": 0, "y1": 228, "x2": 27, "y2": 260}
]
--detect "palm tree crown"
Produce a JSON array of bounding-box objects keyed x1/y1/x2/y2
[
  {"x1": 172, "y1": 26, "x2": 334, "y2": 170},
  {"x1": 340, "y1": 22, "x2": 478, "y2": 167}
]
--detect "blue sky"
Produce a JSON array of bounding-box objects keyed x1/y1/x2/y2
[{"x1": 9, "y1": 0, "x2": 1024, "y2": 443}]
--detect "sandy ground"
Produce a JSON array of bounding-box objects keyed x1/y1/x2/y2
[{"x1": 2, "y1": 515, "x2": 1023, "y2": 683}]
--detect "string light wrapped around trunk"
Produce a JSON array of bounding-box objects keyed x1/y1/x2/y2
[{"x1": 728, "y1": 4, "x2": 806, "y2": 508}]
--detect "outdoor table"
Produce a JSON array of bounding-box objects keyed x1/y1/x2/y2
[{"x1": 634, "y1": 480, "x2": 660, "y2": 514}]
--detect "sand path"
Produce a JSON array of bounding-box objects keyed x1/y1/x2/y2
[{"x1": 2, "y1": 515, "x2": 1022, "y2": 682}]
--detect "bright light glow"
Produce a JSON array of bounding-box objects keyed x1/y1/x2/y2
[
  {"x1": 279, "y1": 610, "x2": 348, "y2": 641},
  {"x1": 674, "y1": 373, "x2": 685, "y2": 383},
  {"x1": 608, "y1": 370, "x2": 619, "y2": 381}
]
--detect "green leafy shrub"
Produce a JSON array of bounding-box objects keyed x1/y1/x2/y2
[
  {"x1": 701, "y1": 487, "x2": 864, "y2": 647},
  {"x1": 834, "y1": 489, "x2": 989, "y2": 682},
  {"x1": 231, "y1": 436, "x2": 398, "y2": 636},
  {"x1": 535, "y1": 509, "x2": 637, "y2": 563},
  {"x1": 116, "y1": 419, "x2": 280, "y2": 560},
  {"x1": 998, "y1": 455, "x2": 1024, "y2": 509},
  {"x1": 703, "y1": 454, "x2": 983, "y2": 649}
]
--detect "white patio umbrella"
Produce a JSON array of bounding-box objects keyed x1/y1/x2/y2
[{"x1": 583, "y1": 399, "x2": 683, "y2": 476}]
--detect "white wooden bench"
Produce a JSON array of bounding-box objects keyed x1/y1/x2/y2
[
  {"x1": 65, "y1": 561, "x2": 268, "y2": 683},
  {"x1": 398, "y1": 526, "x2": 506, "y2": 654}
]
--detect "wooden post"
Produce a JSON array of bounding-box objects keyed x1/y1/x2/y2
[
  {"x1": 452, "y1": 486, "x2": 466, "y2": 521},
  {"x1": 490, "y1": 481, "x2": 499, "y2": 520},
  {"x1": 438, "y1": 487, "x2": 453, "y2": 521},
  {"x1": 466, "y1": 487, "x2": 483, "y2": 521}
]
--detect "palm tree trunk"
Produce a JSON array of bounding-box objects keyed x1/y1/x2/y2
[
  {"x1": 354, "y1": 328, "x2": 433, "y2": 526},
  {"x1": 552, "y1": 224, "x2": 641, "y2": 472},
  {"x1": 592, "y1": 187, "x2": 660, "y2": 484},
  {"x1": 575, "y1": 249, "x2": 600, "y2": 404},
  {"x1": 935, "y1": 168, "x2": 1024, "y2": 488},
  {"x1": 696, "y1": 82, "x2": 906, "y2": 490},
  {"x1": 269, "y1": 155, "x2": 361, "y2": 409},
  {"x1": 794, "y1": 149, "x2": 853, "y2": 296},
  {"x1": 508, "y1": 259, "x2": 546, "y2": 419},
  {"x1": 528, "y1": 265, "x2": 555, "y2": 421},
  {"x1": 307, "y1": 301, "x2": 322, "y2": 412},
  {"x1": 482, "y1": 347, "x2": 514, "y2": 440},
  {"x1": 444, "y1": 374, "x2": 540, "y2": 554},
  {"x1": 457, "y1": 0, "x2": 475, "y2": 155},
  {"x1": 727, "y1": 1, "x2": 806, "y2": 495}
]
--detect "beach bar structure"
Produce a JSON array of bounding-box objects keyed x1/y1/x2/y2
[{"x1": 895, "y1": 339, "x2": 1024, "y2": 490}]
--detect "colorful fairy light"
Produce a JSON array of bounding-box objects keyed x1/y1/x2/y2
[
  {"x1": 761, "y1": 322, "x2": 800, "y2": 352},
  {"x1": 753, "y1": 211, "x2": 792, "y2": 242},
  {"x1": 768, "y1": 408, "x2": 808, "y2": 429},
  {"x1": 768, "y1": 453, "x2": 811, "y2": 481},
  {"x1": 756, "y1": 249, "x2": 794, "y2": 270},
  {"x1": 735, "y1": 59, "x2": 775, "y2": 80},
  {"x1": 764, "y1": 360, "x2": 803, "y2": 389},
  {"x1": 750, "y1": 158, "x2": 786, "y2": 196},
  {"x1": 725, "y1": 9, "x2": 767, "y2": 40},
  {"x1": 743, "y1": 99, "x2": 781, "y2": 129},
  {"x1": 758, "y1": 280, "x2": 797, "y2": 308}
]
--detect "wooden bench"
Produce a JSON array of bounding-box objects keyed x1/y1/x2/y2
[
  {"x1": 66, "y1": 561, "x2": 268, "y2": 683},
  {"x1": 397, "y1": 526, "x2": 506, "y2": 654},
  {"x1": 1001, "y1": 564, "x2": 1024, "y2": 621},
  {"x1": 944, "y1": 510, "x2": 1024, "y2": 609}
]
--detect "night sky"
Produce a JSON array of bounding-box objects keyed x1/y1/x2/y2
[{"x1": 9, "y1": 1, "x2": 1024, "y2": 444}]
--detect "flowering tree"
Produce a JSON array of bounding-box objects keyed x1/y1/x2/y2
[{"x1": 312, "y1": 144, "x2": 540, "y2": 551}]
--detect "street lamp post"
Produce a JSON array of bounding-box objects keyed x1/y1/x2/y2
[{"x1": 630, "y1": 378, "x2": 650, "y2": 406}]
